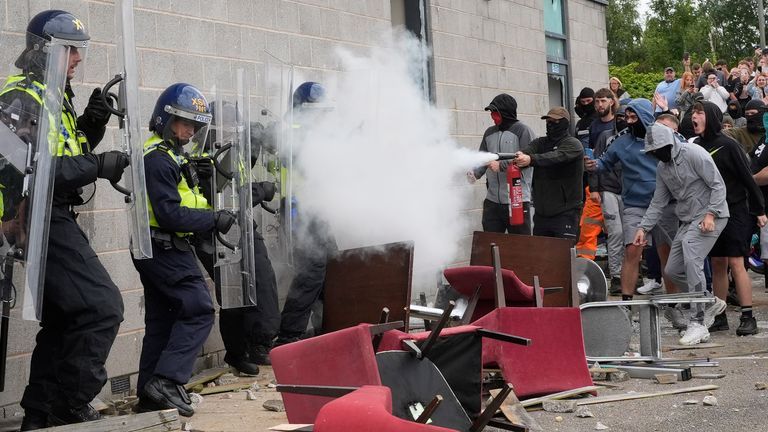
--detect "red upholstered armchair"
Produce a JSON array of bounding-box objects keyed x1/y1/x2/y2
[{"x1": 314, "y1": 386, "x2": 458, "y2": 432}]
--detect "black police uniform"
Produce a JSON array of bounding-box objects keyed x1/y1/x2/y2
[
  {"x1": 0, "y1": 82, "x2": 125, "y2": 417},
  {"x1": 133, "y1": 139, "x2": 216, "y2": 392}
]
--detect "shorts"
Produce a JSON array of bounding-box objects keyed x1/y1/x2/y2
[
  {"x1": 760, "y1": 224, "x2": 768, "y2": 260},
  {"x1": 622, "y1": 205, "x2": 678, "y2": 247},
  {"x1": 710, "y1": 202, "x2": 753, "y2": 258}
]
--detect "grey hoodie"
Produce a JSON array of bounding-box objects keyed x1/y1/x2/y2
[{"x1": 639, "y1": 124, "x2": 729, "y2": 232}]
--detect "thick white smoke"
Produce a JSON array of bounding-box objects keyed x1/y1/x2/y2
[{"x1": 291, "y1": 30, "x2": 495, "y2": 291}]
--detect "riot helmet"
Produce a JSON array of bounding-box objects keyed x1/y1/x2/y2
[
  {"x1": 150, "y1": 83, "x2": 212, "y2": 147},
  {"x1": 15, "y1": 10, "x2": 90, "y2": 79}
]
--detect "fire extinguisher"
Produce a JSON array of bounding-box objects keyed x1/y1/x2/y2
[{"x1": 507, "y1": 164, "x2": 524, "y2": 225}]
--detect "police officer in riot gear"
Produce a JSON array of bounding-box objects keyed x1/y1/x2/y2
[
  {"x1": 133, "y1": 83, "x2": 235, "y2": 417},
  {"x1": 191, "y1": 101, "x2": 280, "y2": 372},
  {"x1": 5, "y1": 10, "x2": 129, "y2": 430}
]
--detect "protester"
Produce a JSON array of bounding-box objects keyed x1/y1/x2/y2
[
  {"x1": 635, "y1": 123, "x2": 729, "y2": 345},
  {"x1": 693, "y1": 101, "x2": 767, "y2": 336},
  {"x1": 472, "y1": 94, "x2": 534, "y2": 234},
  {"x1": 514, "y1": 107, "x2": 584, "y2": 239},
  {"x1": 574, "y1": 87, "x2": 598, "y2": 148}
]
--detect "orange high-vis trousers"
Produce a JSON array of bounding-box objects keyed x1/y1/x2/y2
[{"x1": 576, "y1": 186, "x2": 604, "y2": 260}]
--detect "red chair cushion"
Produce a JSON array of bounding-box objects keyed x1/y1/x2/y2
[
  {"x1": 473, "y1": 307, "x2": 593, "y2": 399},
  {"x1": 314, "y1": 385, "x2": 458, "y2": 432},
  {"x1": 270, "y1": 325, "x2": 382, "y2": 424},
  {"x1": 444, "y1": 266, "x2": 541, "y2": 321}
]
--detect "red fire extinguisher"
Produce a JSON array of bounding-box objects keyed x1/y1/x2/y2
[{"x1": 507, "y1": 164, "x2": 524, "y2": 225}]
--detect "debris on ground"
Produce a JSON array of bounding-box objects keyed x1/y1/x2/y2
[
  {"x1": 654, "y1": 373, "x2": 678, "y2": 384},
  {"x1": 554, "y1": 416, "x2": 563, "y2": 422},
  {"x1": 214, "y1": 373, "x2": 240, "y2": 386},
  {"x1": 574, "y1": 406, "x2": 594, "y2": 418},
  {"x1": 189, "y1": 393, "x2": 204, "y2": 405},
  {"x1": 246, "y1": 390, "x2": 258, "y2": 400},
  {"x1": 263, "y1": 399, "x2": 286, "y2": 412},
  {"x1": 542, "y1": 400, "x2": 577, "y2": 413},
  {"x1": 702, "y1": 395, "x2": 718, "y2": 406},
  {"x1": 609, "y1": 370, "x2": 629, "y2": 382},
  {"x1": 595, "y1": 422, "x2": 609, "y2": 430},
  {"x1": 755, "y1": 382, "x2": 768, "y2": 390}
]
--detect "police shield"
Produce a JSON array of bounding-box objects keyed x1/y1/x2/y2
[
  {"x1": 0, "y1": 33, "x2": 75, "y2": 321},
  {"x1": 105, "y1": 0, "x2": 152, "y2": 259},
  {"x1": 206, "y1": 69, "x2": 257, "y2": 308},
  {"x1": 261, "y1": 51, "x2": 295, "y2": 265}
]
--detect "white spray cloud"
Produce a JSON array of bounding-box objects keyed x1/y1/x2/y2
[{"x1": 291, "y1": 30, "x2": 495, "y2": 290}]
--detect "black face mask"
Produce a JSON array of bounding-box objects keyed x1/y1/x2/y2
[
  {"x1": 575, "y1": 103, "x2": 595, "y2": 118},
  {"x1": 629, "y1": 120, "x2": 646, "y2": 138},
  {"x1": 615, "y1": 118, "x2": 628, "y2": 132},
  {"x1": 546, "y1": 119, "x2": 570, "y2": 138},
  {"x1": 747, "y1": 113, "x2": 765, "y2": 133},
  {"x1": 728, "y1": 105, "x2": 740, "y2": 118},
  {"x1": 650, "y1": 145, "x2": 673, "y2": 163}
]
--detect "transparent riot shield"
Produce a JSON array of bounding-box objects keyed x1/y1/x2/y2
[
  {"x1": 0, "y1": 36, "x2": 73, "y2": 322},
  {"x1": 261, "y1": 51, "x2": 295, "y2": 265},
  {"x1": 102, "y1": 0, "x2": 152, "y2": 259},
  {"x1": 207, "y1": 69, "x2": 257, "y2": 308}
]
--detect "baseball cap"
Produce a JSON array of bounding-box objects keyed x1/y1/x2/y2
[
  {"x1": 541, "y1": 107, "x2": 570, "y2": 121},
  {"x1": 664, "y1": 67, "x2": 675, "y2": 72}
]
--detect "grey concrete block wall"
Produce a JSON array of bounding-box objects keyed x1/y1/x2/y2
[{"x1": 0, "y1": 0, "x2": 607, "y2": 410}]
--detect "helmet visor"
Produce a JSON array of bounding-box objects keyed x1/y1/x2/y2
[
  {"x1": 14, "y1": 33, "x2": 89, "y2": 83},
  {"x1": 162, "y1": 115, "x2": 211, "y2": 148}
]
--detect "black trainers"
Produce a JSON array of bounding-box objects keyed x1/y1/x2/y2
[
  {"x1": 708, "y1": 312, "x2": 729, "y2": 332},
  {"x1": 249, "y1": 345, "x2": 272, "y2": 365},
  {"x1": 736, "y1": 316, "x2": 759, "y2": 336},
  {"x1": 226, "y1": 355, "x2": 260, "y2": 376},
  {"x1": 609, "y1": 277, "x2": 622, "y2": 295},
  {"x1": 20, "y1": 408, "x2": 48, "y2": 431},
  {"x1": 273, "y1": 335, "x2": 301, "y2": 348},
  {"x1": 48, "y1": 403, "x2": 101, "y2": 426},
  {"x1": 143, "y1": 376, "x2": 194, "y2": 417}
]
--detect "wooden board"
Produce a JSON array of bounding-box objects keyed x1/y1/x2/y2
[
  {"x1": 662, "y1": 343, "x2": 725, "y2": 351},
  {"x1": 470, "y1": 232, "x2": 573, "y2": 306},
  {"x1": 37, "y1": 409, "x2": 180, "y2": 432},
  {"x1": 519, "y1": 386, "x2": 601, "y2": 408},
  {"x1": 184, "y1": 367, "x2": 229, "y2": 391},
  {"x1": 575, "y1": 384, "x2": 719, "y2": 406},
  {"x1": 490, "y1": 388, "x2": 542, "y2": 431},
  {"x1": 323, "y1": 241, "x2": 413, "y2": 332}
]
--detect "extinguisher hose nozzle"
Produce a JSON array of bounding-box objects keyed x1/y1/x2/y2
[{"x1": 495, "y1": 152, "x2": 518, "y2": 161}]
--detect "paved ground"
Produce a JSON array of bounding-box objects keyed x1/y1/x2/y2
[{"x1": 164, "y1": 273, "x2": 768, "y2": 431}]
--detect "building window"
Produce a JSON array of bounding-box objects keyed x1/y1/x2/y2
[
  {"x1": 543, "y1": 0, "x2": 570, "y2": 108},
  {"x1": 391, "y1": 0, "x2": 435, "y2": 101}
]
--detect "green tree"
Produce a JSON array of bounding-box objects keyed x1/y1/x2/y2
[
  {"x1": 642, "y1": 0, "x2": 710, "y2": 72},
  {"x1": 700, "y1": 0, "x2": 761, "y2": 64},
  {"x1": 606, "y1": 0, "x2": 645, "y2": 65}
]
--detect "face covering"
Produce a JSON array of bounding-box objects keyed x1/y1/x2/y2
[
  {"x1": 747, "y1": 113, "x2": 765, "y2": 133},
  {"x1": 615, "y1": 118, "x2": 628, "y2": 132},
  {"x1": 574, "y1": 103, "x2": 595, "y2": 118},
  {"x1": 629, "y1": 120, "x2": 646, "y2": 138},
  {"x1": 491, "y1": 111, "x2": 502, "y2": 126},
  {"x1": 546, "y1": 119, "x2": 570, "y2": 138},
  {"x1": 728, "y1": 105, "x2": 740, "y2": 119},
  {"x1": 651, "y1": 145, "x2": 673, "y2": 163}
]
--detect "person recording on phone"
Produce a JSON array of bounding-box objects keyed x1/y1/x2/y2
[{"x1": 701, "y1": 73, "x2": 730, "y2": 113}]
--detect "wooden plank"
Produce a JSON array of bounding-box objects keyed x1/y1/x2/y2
[
  {"x1": 37, "y1": 409, "x2": 180, "y2": 432},
  {"x1": 575, "y1": 384, "x2": 719, "y2": 406},
  {"x1": 323, "y1": 241, "x2": 413, "y2": 332},
  {"x1": 490, "y1": 388, "x2": 543, "y2": 431},
  {"x1": 470, "y1": 232, "x2": 573, "y2": 306},
  {"x1": 269, "y1": 425, "x2": 314, "y2": 431},
  {"x1": 662, "y1": 343, "x2": 724, "y2": 352},
  {"x1": 198, "y1": 382, "x2": 252, "y2": 395},
  {"x1": 184, "y1": 367, "x2": 229, "y2": 391},
  {"x1": 520, "y1": 386, "x2": 601, "y2": 408}
]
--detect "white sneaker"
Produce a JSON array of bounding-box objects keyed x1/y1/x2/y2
[
  {"x1": 664, "y1": 307, "x2": 688, "y2": 330},
  {"x1": 679, "y1": 322, "x2": 711, "y2": 346},
  {"x1": 637, "y1": 278, "x2": 663, "y2": 295},
  {"x1": 702, "y1": 298, "x2": 727, "y2": 329}
]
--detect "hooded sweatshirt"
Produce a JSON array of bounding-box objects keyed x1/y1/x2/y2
[
  {"x1": 595, "y1": 98, "x2": 658, "y2": 208},
  {"x1": 639, "y1": 124, "x2": 728, "y2": 233},
  {"x1": 524, "y1": 119, "x2": 584, "y2": 217},
  {"x1": 475, "y1": 94, "x2": 536, "y2": 203},
  {"x1": 694, "y1": 101, "x2": 765, "y2": 215}
]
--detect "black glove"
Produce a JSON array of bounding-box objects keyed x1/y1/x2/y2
[
  {"x1": 96, "y1": 151, "x2": 130, "y2": 183},
  {"x1": 214, "y1": 209, "x2": 236, "y2": 234},
  {"x1": 251, "y1": 181, "x2": 276, "y2": 205},
  {"x1": 192, "y1": 157, "x2": 214, "y2": 180},
  {"x1": 83, "y1": 88, "x2": 113, "y2": 127}
]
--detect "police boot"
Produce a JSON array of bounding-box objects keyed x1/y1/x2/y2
[
  {"x1": 48, "y1": 403, "x2": 101, "y2": 426},
  {"x1": 143, "y1": 376, "x2": 194, "y2": 417},
  {"x1": 248, "y1": 345, "x2": 272, "y2": 366},
  {"x1": 20, "y1": 408, "x2": 48, "y2": 431},
  {"x1": 225, "y1": 354, "x2": 260, "y2": 376}
]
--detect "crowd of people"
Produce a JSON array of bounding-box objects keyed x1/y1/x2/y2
[{"x1": 474, "y1": 50, "x2": 768, "y2": 348}]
